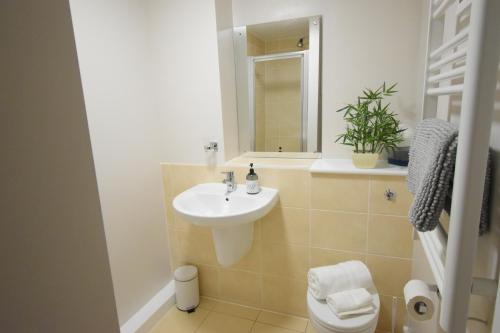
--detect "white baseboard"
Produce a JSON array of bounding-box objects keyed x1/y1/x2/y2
[{"x1": 120, "y1": 279, "x2": 175, "y2": 333}]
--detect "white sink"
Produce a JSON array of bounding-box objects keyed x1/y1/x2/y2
[
  {"x1": 173, "y1": 183, "x2": 278, "y2": 266},
  {"x1": 173, "y1": 183, "x2": 278, "y2": 227}
]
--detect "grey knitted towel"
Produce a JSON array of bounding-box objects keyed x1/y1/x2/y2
[{"x1": 407, "y1": 118, "x2": 491, "y2": 235}]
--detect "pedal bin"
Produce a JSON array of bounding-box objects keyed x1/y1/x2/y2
[{"x1": 174, "y1": 265, "x2": 199, "y2": 312}]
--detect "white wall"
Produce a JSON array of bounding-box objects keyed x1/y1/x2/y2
[
  {"x1": 0, "y1": 1, "x2": 119, "y2": 331},
  {"x1": 70, "y1": 0, "x2": 172, "y2": 325},
  {"x1": 148, "y1": 0, "x2": 229, "y2": 165},
  {"x1": 232, "y1": 0, "x2": 425, "y2": 158}
]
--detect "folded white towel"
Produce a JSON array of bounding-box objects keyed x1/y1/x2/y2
[
  {"x1": 330, "y1": 305, "x2": 375, "y2": 319},
  {"x1": 327, "y1": 288, "x2": 374, "y2": 319},
  {"x1": 307, "y1": 260, "x2": 374, "y2": 300}
]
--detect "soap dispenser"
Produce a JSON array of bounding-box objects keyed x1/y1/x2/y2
[{"x1": 246, "y1": 163, "x2": 260, "y2": 194}]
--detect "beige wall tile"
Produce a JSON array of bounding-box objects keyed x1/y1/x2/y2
[
  {"x1": 367, "y1": 215, "x2": 413, "y2": 258},
  {"x1": 265, "y1": 120, "x2": 279, "y2": 138},
  {"x1": 263, "y1": 37, "x2": 309, "y2": 56},
  {"x1": 162, "y1": 163, "x2": 415, "y2": 314},
  {"x1": 162, "y1": 165, "x2": 176, "y2": 231},
  {"x1": 370, "y1": 176, "x2": 413, "y2": 216},
  {"x1": 440, "y1": 211, "x2": 450, "y2": 233},
  {"x1": 279, "y1": 89, "x2": 300, "y2": 105},
  {"x1": 265, "y1": 138, "x2": 280, "y2": 152},
  {"x1": 278, "y1": 38, "x2": 303, "y2": 52},
  {"x1": 219, "y1": 269, "x2": 261, "y2": 306},
  {"x1": 256, "y1": 128, "x2": 266, "y2": 152},
  {"x1": 310, "y1": 248, "x2": 366, "y2": 268},
  {"x1": 278, "y1": 138, "x2": 301, "y2": 152},
  {"x1": 366, "y1": 255, "x2": 412, "y2": 296},
  {"x1": 262, "y1": 275, "x2": 307, "y2": 317},
  {"x1": 377, "y1": 294, "x2": 392, "y2": 333},
  {"x1": 161, "y1": 164, "x2": 174, "y2": 199},
  {"x1": 219, "y1": 166, "x2": 247, "y2": 184},
  {"x1": 225, "y1": 240, "x2": 261, "y2": 273},
  {"x1": 167, "y1": 227, "x2": 177, "y2": 270},
  {"x1": 279, "y1": 119, "x2": 301, "y2": 138},
  {"x1": 257, "y1": 311, "x2": 308, "y2": 332},
  {"x1": 254, "y1": 220, "x2": 262, "y2": 241},
  {"x1": 395, "y1": 297, "x2": 407, "y2": 333},
  {"x1": 310, "y1": 210, "x2": 367, "y2": 252},
  {"x1": 247, "y1": 32, "x2": 265, "y2": 56},
  {"x1": 172, "y1": 210, "x2": 211, "y2": 234},
  {"x1": 248, "y1": 45, "x2": 256, "y2": 56},
  {"x1": 165, "y1": 199, "x2": 175, "y2": 229},
  {"x1": 265, "y1": 40, "x2": 280, "y2": 53},
  {"x1": 255, "y1": 62, "x2": 266, "y2": 76},
  {"x1": 258, "y1": 168, "x2": 309, "y2": 208},
  {"x1": 311, "y1": 174, "x2": 369, "y2": 212},
  {"x1": 377, "y1": 295, "x2": 406, "y2": 333},
  {"x1": 265, "y1": 96, "x2": 281, "y2": 112},
  {"x1": 262, "y1": 243, "x2": 309, "y2": 280},
  {"x1": 265, "y1": 93, "x2": 281, "y2": 108},
  {"x1": 212, "y1": 301, "x2": 261, "y2": 321},
  {"x1": 265, "y1": 103, "x2": 283, "y2": 121},
  {"x1": 261, "y1": 207, "x2": 309, "y2": 245},
  {"x1": 197, "y1": 312, "x2": 254, "y2": 333},
  {"x1": 278, "y1": 102, "x2": 300, "y2": 119},
  {"x1": 173, "y1": 229, "x2": 217, "y2": 266},
  {"x1": 198, "y1": 297, "x2": 219, "y2": 310},
  {"x1": 198, "y1": 264, "x2": 219, "y2": 298},
  {"x1": 169, "y1": 164, "x2": 219, "y2": 196},
  {"x1": 165, "y1": 164, "x2": 248, "y2": 197}
]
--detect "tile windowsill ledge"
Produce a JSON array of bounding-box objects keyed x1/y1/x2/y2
[{"x1": 309, "y1": 159, "x2": 408, "y2": 176}]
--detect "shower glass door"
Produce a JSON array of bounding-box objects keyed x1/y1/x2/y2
[{"x1": 248, "y1": 51, "x2": 308, "y2": 152}]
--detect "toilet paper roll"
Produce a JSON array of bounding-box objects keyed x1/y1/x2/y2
[{"x1": 404, "y1": 279, "x2": 435, "y2": 321}]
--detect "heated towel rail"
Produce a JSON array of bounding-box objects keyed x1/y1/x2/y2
[{"x1": 419, "y1": 0, "x2": 500, "y2": 332}]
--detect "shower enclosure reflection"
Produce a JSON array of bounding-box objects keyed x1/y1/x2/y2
[
  {"x1": 233, "y1": 16, "x2": 322, "y2": 154},
  {"x1": 252, "y1": 54, "x2": 304, "y2": 152}
]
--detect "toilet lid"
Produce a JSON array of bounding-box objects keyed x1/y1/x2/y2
[{"x1": 307, "y1": 291, "x2": 380, "y2": 333}]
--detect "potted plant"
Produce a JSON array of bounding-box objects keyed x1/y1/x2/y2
[{"x1": 336, "y1": 83, "x2": 406, "y2": 168}]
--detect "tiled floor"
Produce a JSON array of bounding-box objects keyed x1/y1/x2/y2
[
  {"x1": 149, "y1": 297, "x2": 315, "y2": 333},
  {"x1": 150, "y1": 297, "x2": 391, "y2": 333}
]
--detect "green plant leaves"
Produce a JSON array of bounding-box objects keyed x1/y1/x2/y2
[{"x1": 336, "y1": 82, "x2": 406, "y2": 153}]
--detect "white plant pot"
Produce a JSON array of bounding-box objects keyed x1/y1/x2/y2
[{"x1": 352, "y1": 152, "x2": 379, "y2": 168}]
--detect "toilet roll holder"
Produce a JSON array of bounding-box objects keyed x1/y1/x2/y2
[
  {"x1": 426, "y1": 277, "x2": 497, "y2": 299},
  {"x1": 407, "y1": 280, "x2": 495, "y2": 328}
]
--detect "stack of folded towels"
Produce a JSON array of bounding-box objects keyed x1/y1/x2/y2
[{"x1": 308, "y1": 260, "x2": 375, "y2": 319}]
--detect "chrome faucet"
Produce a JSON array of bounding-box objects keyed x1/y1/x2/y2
[{"x1": 221, "y1": 171, "x2": 237, "y2": 194}]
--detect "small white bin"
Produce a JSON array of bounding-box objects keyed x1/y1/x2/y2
[{"x1": 174, "y1": 265, "x2": 199, "y2": 312}]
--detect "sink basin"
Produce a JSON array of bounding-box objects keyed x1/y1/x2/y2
[
  {"x1": 173, "y1": 183, "x2": 278, "y2": 227},
  {"x1": 173, "y1": 183, "x2": 278, "y2": 266}
]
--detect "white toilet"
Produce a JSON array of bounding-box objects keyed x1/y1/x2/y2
[{"x1": 307, "y1": 290, "x2": 380, "y2": 333}]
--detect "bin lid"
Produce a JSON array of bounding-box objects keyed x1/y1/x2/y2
[{"x1": 174, "y1": 265, "x2": 198, "y2": 282}]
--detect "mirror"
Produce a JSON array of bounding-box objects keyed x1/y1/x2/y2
[{"x1": 233, "y1": 16, "x2": 322, "y2": 155}]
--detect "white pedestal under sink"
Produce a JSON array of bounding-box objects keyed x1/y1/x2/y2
[
  {"x1": 173, "y1": 183, "x2": 279, "y2": 266},
  {"x1": 212, "y1": 223, "x2": 253, "y2": 266}
]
